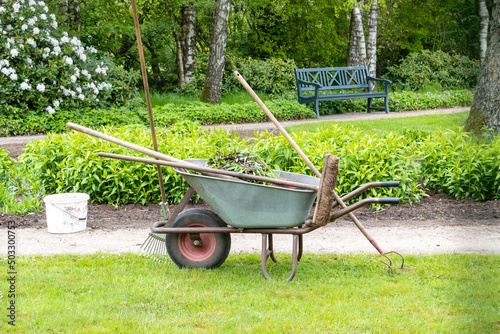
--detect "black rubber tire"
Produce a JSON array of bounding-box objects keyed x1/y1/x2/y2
[{"x1": 166, "y1": 209, "x2": 231, "y2": 269}]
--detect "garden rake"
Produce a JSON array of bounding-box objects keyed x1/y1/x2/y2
[{"x1": 131, "y1": 0, "x2": 170, "y2": 263}]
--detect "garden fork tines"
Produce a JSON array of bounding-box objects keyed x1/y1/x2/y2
[{"x1": 370, "y1": 238, "x2": 405, "y2": 271}]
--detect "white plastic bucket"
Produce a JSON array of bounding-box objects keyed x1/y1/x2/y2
[{"x1": 43, "y1": 193, "x2": 89, "y2": 233}]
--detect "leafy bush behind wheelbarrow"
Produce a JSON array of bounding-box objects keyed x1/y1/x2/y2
[
  {"x1": 18, "y1": 123, "x2": 500, "y2": 208},
  {"x1": 419, "y1": 129, "x2": 500, "y2": 201}
]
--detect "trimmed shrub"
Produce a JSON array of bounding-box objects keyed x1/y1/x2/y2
[
  {"x1": 19, "y1": 125, "x2": 245, "y2": 205},
  {"x1": 0, "y1": 148, "x2": 45, "y2": 214},
  {"x1": 188, "y1": 54, "x2": 297, "y2": 96},
  {"x1": 20, "y1": 123, "x2": 426, "y2": 206},
  {"x1": 419, "y1": 129, "x2": 500, "y2": 201},
  {"x1": 386, "y1": 50, "x2": 480, "y2": 91},
  {"x1": 312, "y1": 89, "x2": 473, "y2": 116},
  {"x1": 0, "y1": 98, "x2": 315, "y2": 136}
]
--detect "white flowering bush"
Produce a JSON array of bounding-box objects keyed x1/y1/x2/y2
[{"x1": 0, "y1": 0, "x2": 113, "y2": 114}]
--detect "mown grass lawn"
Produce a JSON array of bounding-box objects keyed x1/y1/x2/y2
[
  {"x1": 288, "y1": 112, "x2": 469, "y2": 134},
  {"x1": 1, "y1": 253, "x2": 498, "y2": 333}
]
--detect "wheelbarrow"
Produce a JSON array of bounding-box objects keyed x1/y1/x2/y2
[
  {"x1": 67, "y1": 121, "x2": 403, "y2": 280},
  {"x1": 147, "y1": 158, "x2": 401, "y2": 281}
]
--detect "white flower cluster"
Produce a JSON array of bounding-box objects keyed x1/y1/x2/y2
[
  {"x1": 0, "y1": 0, "x2": 113, "y2": 113},
  {"x1": 0, "y1": 59, "x2": 18, "y2": 81}
]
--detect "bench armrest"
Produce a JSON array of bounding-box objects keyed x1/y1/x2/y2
[
  {"x1": 295, "y1": 78, "x2": 322, "y2": 98},
  {"x1": 366, "y1": 76, "x2": 392, "y2": 84},
  {"x1": 366, "y1": 76, "x2": 392, "y2": 93}
]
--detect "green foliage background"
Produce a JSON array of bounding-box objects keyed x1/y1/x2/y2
[
  {"x1": 47, "y1": 0, "x2": 491, "y2": 91},
  {"x1": 11, "y1": 122, "x2": 499, "y2": 212}
]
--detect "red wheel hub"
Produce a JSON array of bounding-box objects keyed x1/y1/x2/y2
[{"x1": 177, "y1": 223, "x2": 216, "y2": 261}]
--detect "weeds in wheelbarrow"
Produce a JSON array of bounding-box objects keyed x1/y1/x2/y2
[{"x1": 205, "y1": 149, "x2": 279, "y2": 184}]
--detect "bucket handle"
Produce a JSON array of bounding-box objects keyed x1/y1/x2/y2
[{"x1": 48, "y1": 202, "x2": 88, "y2": 220}]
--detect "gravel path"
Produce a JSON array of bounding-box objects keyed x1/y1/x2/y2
[{"x1": 2, "y1": 221, "x2": 498, "y2": 256}]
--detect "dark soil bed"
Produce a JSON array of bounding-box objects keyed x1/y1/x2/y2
[{"x1": 1, "y1": 190, "x2": 498, "y2": 231}]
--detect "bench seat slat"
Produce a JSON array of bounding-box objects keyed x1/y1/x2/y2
[{"x1": 316, "y1": 92, "x2": 387, "y2": 100}]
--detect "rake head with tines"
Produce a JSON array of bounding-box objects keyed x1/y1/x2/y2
[{"x1": 139, "y1": 203, "x2": 171, "y2": 264}]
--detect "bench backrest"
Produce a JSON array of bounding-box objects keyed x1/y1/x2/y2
[{"x1": 295, "y1": 66, "x2": 370, "y2": 91}]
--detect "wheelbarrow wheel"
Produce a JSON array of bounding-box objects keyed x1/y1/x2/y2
[{"x1": 166, "y1": 209, "x2": 231, "y2": 269}]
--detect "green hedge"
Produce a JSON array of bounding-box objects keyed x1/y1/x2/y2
[
  {"x1": 0, "y1": 89, "x2": 473, "y2": 136},
  {"x1": 386, "y1": 50, "x2": 480, "y2": 91},
  {"x1": 0, "y1": 149, "x2": 45, "y2": 215},
  {"x1": 420, "y1": 129, "x2": 500, "y2": 201},
  {"x1": 19, "y1": 125, "x2": 243, "y2": 206},
  {"x1": 7, "y1": 122, "x2": 499, "y2": 214},
  {"x1": 0, "y1": 99, "x2": 314, "y2": 136},
  {"x1": 19, "y1": 124, "x2": 424, "y2": 207},
  {"x1": 316, "y1": 90, "x2": 473, "y2": 116}
]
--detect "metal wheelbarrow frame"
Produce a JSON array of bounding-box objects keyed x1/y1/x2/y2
[{"x1": 150, "y1": 159, "x2": 401, "y2": 281}]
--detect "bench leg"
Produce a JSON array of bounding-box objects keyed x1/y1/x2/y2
[
  {"x1": 367, "y1": 98, "x2": 372, "y2": 113},
  {"x1": 314, "y1": 100, "x2": 320, "y2": 118},
  {"x1": 384, "y1": 96, "x2": 390, "y2": 113}
]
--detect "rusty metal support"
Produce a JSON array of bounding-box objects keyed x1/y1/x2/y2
[
  {"x1": 164, "y1": 187, "x2": 196, "y2": 228},
  {"x1": 267, "y1": 234, "x2": 280, "y2": 263},
  {"x1": 151, "y1": 220, "x2": 321, "y2": 235},
  {"x1": 260, "y1": 234, "x2": 301, "y2": 281}
]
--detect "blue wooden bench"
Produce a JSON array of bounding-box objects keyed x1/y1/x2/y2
[{"x1": 294, "y1": 66, "x2": 392, "y2": 118}]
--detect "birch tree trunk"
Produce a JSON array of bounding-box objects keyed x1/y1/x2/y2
[
  {"x1": 200, "y1": 0, "x2": 231, "y2": 104},
  {"x1": 347, "y1": 6, "x2": 359, "y2": 66},
  {"x1": 479, "y1": 0, "x2": 490, "y2": 63},
  {"x1": 353, "y1": 5, "x2": 367, "y2": 66},
  {"x1": 347, "y1": 0, "x2": 365, "y2": 66},
  {"x1": 367, "y1": 0, "x2": 378, "y2": 77},
  {"x1": 169, "y1": 2, "x2": 197, "y2": 89},
  {"x1": 359, "y1": 0, "x2": 366, "y2": 21},
  {"x1": 465, "y1": 0, "x2": 500, "y2": 136},
  {"x1": 181, "y1": 4, "x2": 197, "y2": 86}
]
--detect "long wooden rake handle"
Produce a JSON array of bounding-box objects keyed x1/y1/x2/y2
[
  {"x1": 98, "y1": 152, "x2": 319, "y2": 191},
  {"x1": 233, "y1": 71, "x2": 395, "y2": 261},
  {"x1": 67, "y1": 122, "x2": 185, "y2": 164},
  {"x1": 131, "y1": 0, "x2": 168, "y2": 214},
  {"x1": 65, "y1": 122, "x2": 318, "y2": 191}
]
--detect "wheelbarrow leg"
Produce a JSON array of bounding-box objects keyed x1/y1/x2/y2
[
  {"x1": 261, "y1": 234, "x2": 301, "y2": 281},
  {"x1": 297, "y1": 234, "x2": 303, "y2": 262},
  {"x1": 286, "y1": 234, "x2": 300, "y2": 281},
  {"x1": 267, "y1": 234, "x2": 280, "y2": 263},
  {"x1": 261, "y1": 234, "x2": 280, "y2": 280},
  {"x1": 261, "y1": 234, "x2": 271, "y2": 280}
]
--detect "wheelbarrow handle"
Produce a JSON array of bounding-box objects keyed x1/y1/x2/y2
[
  {"x1": 380, "y1": 181, "x2": 400, "y2": 188},
  {"x1": 378, "y1": 197, "x2": 400, "y2": 205},
  {"x1": 329, "y1": 197, "x2": 399, "y2": 221},
  {"x1": 332, "y1": 181, "x2": 400, "y2": 208}
]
